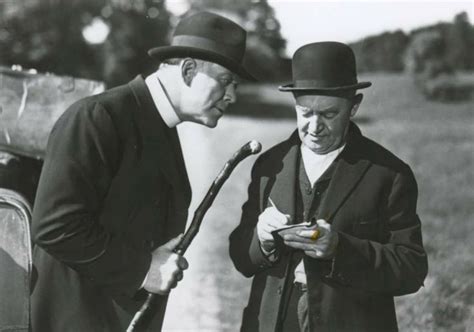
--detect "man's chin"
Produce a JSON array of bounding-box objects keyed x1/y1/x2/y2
[
  {"x1": 304, "y1": 141, "x2": 331, "y2": 155},
  {"x1": 206, "y1": 121, "x2": 218, "y2": 128},
  {"x1": 202, "y1": 117, "x2": 219, "y2": 128},
  {"x1": 189, "y1": 115, "x2": 220, "y2": 128}
]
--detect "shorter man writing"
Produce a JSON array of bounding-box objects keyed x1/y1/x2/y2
[{"x1": 230, "y1": 42, "x2": 428, "y2": 332}]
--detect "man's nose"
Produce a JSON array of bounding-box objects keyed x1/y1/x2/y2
[
  {"x1": 224, "y1": 84, "x2": 237, "y2": 104},
  {"x1": 309, "y1": 114, "x2": 324, "y2": 133}
]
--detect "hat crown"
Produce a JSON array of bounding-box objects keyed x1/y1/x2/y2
[
  {"x1": 293, "y1": 42, "x2": 357, "y2": 87},
  {"x1": 174, "y1": 12, "x2": 246, "y2": 49},
  {"x1": 279, "y1": 42, "x2": 371, "y2": 91},
  {"x1": 147, "y1": 11, "x2": 256, "y2": 81}
]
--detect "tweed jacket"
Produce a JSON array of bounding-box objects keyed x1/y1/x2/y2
[
  {"x1": 30, "y1": 76, "x2": 191, "y2": 331},
  {"x1": 230, "y1": 124, "x2": 428, "y2": 332}
]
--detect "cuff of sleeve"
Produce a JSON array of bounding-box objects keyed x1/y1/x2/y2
[
  {"x1": 74, "y1": 235, "x2": 152, "y2": 297},
  {"x1": 260, "y1": 245, "x2": 279, "y2": 262},
  {"x1": 249, "y1": 229, "x2": 277, "y2": 269},
  {"x1": 140, "y1": 270, "x2": 150, "y2": 290}
]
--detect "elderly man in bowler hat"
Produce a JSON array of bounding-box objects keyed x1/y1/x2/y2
[
  {"x1": 230, "y1": 42, "x2": 428, "y2": 332},
  {"x1": 30, "y1": 12, "x2": 255, "y2": 331}
]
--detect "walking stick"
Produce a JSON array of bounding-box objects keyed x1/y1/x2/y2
[{"x1": 126, "y1": 140, "x2": 262, "y2": 331}]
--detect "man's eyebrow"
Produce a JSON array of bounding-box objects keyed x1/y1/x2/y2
[
  {"x1": 218, "y1": 73, "x2": 232, "y2": 78},
  {"x1": 217, "y1": 73, "x2": 238, "y2": 82},
  {"x1": 318, "y1": 107, "x2": 339, "y2": 112},
  {"x1": 296, "y1": 105, "x2": 339, "y2": 113},
  {"x1": 296, "y1": 105, "x2": 311, "y2": 111}
]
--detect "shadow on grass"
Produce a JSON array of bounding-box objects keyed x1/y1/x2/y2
[{"x1": 228, "y1": 101, "x2": 374, "y2": 125}]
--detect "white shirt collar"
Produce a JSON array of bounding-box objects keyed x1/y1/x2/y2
[
  {"x1": 300, "y1": 144, "x2": 346, "y2": 185},
  {"x1": 144, "y1": 72, "x2": 181, "y2": 128}
]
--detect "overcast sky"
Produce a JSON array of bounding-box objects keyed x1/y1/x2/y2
[{"x1": 267, "y1": 0, "x2": 473, "y2": 56}]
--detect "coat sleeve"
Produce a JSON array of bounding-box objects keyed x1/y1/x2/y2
[
  {"x1": 322, "y1": 166, "x2": 428, "y2": 296},
  {"x1": 229, "y1": 157, "x2": 276, "y2": 278},
  {"x1": 32, "y1": 101, "x2": 151, "y2": 297}
]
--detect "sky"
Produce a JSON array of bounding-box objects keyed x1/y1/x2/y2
[{"x1": 267, "y1": 0, "x2": 473, "y2": 56}]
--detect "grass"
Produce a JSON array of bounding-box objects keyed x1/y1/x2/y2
[
  {"x1": 357, "y1": 74, "x2": 474, "y2": 332},
  {"x1": 162, "y1": 73, "x2": 474, "y2": 331}
]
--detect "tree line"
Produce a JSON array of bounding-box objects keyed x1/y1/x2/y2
[
  {"x1": 0, "y1": 1, "x2": 471, "y2": 87},
  {"x1": 350, "y1": 12, "x2": 473, "y2": 74},
  {"x1": 0, "y1": 0, "x2": 285, "y2": 86}
]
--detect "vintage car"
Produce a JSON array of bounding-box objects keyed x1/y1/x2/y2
[{"x1": 0, "y1": 66, "x2": 103, "y2": 331}]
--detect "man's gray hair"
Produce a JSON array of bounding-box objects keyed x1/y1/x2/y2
[
  {"x1": 160, "y1": 58, "x2": 185, "y2": 66},
  {"x1": 159, "y1": 57, "x2": 210, "y2": 69}
]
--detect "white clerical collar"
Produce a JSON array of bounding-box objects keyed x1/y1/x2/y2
[
  {"x1": 301, "y1": 144, "x2": 345, "y2": 163},
  {"x1": 145, "y1": 73, "x2": 181, "y2": 128},
  {"x1": 300, "y1": 143, "x2": 346, "y2": 185}
]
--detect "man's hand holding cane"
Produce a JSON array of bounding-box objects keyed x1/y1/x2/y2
[
  {"x1": 143, "y1": 235, "x2": 189, "y2": 295},
  {"x1": 127, "y1": 140, "x2": 262, "y2": 331}
]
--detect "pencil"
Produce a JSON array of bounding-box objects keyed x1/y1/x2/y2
[{"x1": 268, "y1": 197, "x2": 276, "y2": 208}]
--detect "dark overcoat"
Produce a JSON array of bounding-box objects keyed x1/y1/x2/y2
[
  {"x1": 229, "y1": 124, "x2": 428, "y2": 332},
  {"x1": 30, "y1": 76, "x2": 191, "y2": 331}
]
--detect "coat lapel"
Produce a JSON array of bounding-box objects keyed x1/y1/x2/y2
[
  {"x1": 318, "y1": 124, "x2": 371, "y2": 222},
  {"x1": 146, "y1": 128, "x2": 191, "y2": 206},
  {"x1": 267, "y1": 132, "x2": 300, "y2": 223},
  {"x1": 128, "y1": 76, "x2": 191, "y2": 207}
]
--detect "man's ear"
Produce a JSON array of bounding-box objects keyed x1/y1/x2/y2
[
  {"x1": 350, "y1": 93, "x2": 363, "y2": 117},
  {"x1": 181, "y1": 58, "x2": 198, "y2": 86}
]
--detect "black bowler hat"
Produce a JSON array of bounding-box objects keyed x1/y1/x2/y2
[
  {"x1": 279, "y1": 42, "x2": 371, "y2": 92},
  {"x1": 148, "y1": 12, "x2": 256, "y2": 81}
]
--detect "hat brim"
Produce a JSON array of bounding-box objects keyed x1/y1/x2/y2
[
  {"x1": 278, "y1": 81, "x2": 372, "y2": 92},
  {"x1": 148, "y1": 46, "x2": 257, "y2": 82}
]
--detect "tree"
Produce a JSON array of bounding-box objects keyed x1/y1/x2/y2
[
  {"x1": 0, "y1": 0, "x2": 103, "y2": 80},
  {"x1": 101, "y1": 0, "x2": 171, "y2": 86},
  {"x1": 183, "y1": 0, "x2": 287, "y2": 81},
  {"x1": 0, "y1": 0, "x2": 171, "y2": 86},
  {"x1": 445, "y1": 12, "x2": 473, "y2": 70},
  {"x1": 350, "y1": 30, "x2": 409, "y2": 72},
  {"x1": 403, "y1": 15, "x2": 474, "y2": 102},
  {"x1": 404, "y1": 29, "x2": 447, "y2": 75}
]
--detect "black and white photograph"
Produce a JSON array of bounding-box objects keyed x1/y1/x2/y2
[{"x1": 0, "y1": 0, "x2": 473, "y2": 331}]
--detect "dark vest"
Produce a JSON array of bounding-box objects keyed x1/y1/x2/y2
[
  {"x1": 278, "y1": 152, "x2": 338, "y2": 331},
  {"x1": 296, "y1": 153, "x2": 336, "y2": 225}
]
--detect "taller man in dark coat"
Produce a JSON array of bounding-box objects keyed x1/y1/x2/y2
[
  {"x1": 230, "y1": 42, "x2": 428, "y2": 332},
  {"x1": 31, "y1": 12, "x2": 255, "y2": 331}
]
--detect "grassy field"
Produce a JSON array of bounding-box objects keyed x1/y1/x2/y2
[{"x1": 162, "y1": 73, "x2": 474, "y2": 331}]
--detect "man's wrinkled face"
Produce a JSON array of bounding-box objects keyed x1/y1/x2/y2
[
  {"x1": 295, "y1": 93, "x2": 361, "y2": 154},
  {"x1": 180, "y1": 61, "x2": 238, "y2": 128}
]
